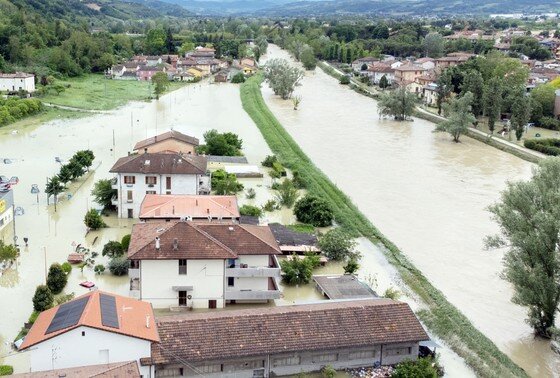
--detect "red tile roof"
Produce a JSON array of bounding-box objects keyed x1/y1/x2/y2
[
  {"x1": 145, "y1": 299, "x2": 429, "y2": 365},
  {"x1": 133, "y1": 130, "x2": 199, "y2": 151},
  {"x1": 109, "y1": 152, "x2": 207, "y2": 175},
  {"x1": 139, "y1": 194, "x2": 239, "y2": 220},
  {"x1": 12, "y1": 361, "x2": 141, "y2": 377},
  {"x1": 128, "y1": 222, "x2": 280, "y2": 260},
  {"x1": 19, "y1": 292, "x2": 159, "y2": 350}
]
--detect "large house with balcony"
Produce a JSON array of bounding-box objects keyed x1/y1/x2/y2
[
  {"x1": 109, "y1": 152, "x2": 209, "y2": 218},
  {"x1": 127, "y1": 221, "x2": 282, "y2": 309}
]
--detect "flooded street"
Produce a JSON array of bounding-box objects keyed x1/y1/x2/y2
[{"x1": 261, "y1": 45, "x2": 559, "y2": 377}]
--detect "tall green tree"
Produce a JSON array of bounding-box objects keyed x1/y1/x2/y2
[
  {"x1": 460, "y1": 70, "x2": 484, "y2": 116},
  {"x1": 510, "y1": 91, "x2": 532, "y2": 141},
  {"x1": 483, "y1": 77, "x2": 504, "y2": 134},
  {"x1": 47, "y1": 263, "x2": 68, "y2": 294},
  {"x1": 152, "y1": 72, "x2": 169, "y2": 100},
  {"x1": 264, "y1": 58, "x2": 304, "y2": 100},
  {"x1": 422, "y1": 32, "x2": 444, "y2": 58},
  {"x1": 377, "y1": 87, "x2": 416, "y2": 121},
  {"x1": 300, "y1": 45, "x2": 317, "y2": 70},
  {"x1": 435, "y1": 92, "x2": 476, "y2": 142},
  {"x1": 145, "y1": 28, "x2": 167, "y2": 55},
  {"x1": 255, "y1": 35, "x2": 268, "y2": 55},
  {"x1": 486, "y1": 157, "x2": 560, "y2": 338},
  {"x1": 46, "y1": 176, "x2": 66, "y2": 211},
  {"x1": 91, "y1": 179, "x2": 117, "y2": 210}
]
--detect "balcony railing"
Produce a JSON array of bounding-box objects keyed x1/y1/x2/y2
[
  {"x1": 226, "y1": 266, "x2": 281, "y2": 278},
  {"x1": 129, "y1": 278, "x2": 140, "y2": 299},
  {"x1": 225, "y1": 289, "x2": 281, "y2": 300},
  {"x1": 129, "y1": 268, "x2": 140, "y2": 279},
  {"x1": 110, "y1": 177, "x2": 118, "y2": 190}
]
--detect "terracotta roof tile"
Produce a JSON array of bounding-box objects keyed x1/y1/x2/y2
[
  {"x1": 134, "y1": 130, "x2": 199, "y2": 151},
  {"x1": 147, "y1": 299, "x2": 429, "y2": 364},
  {"x1": 12, "y1": 361, "x2": 141, "y2": 377},
  {"x1": 128, "y1": 222, "x2": 280, "y2": 260},
  {"x1": 109, "y1": 152, "x2": 206, "y2": 175},
  {"x1": 139, "y1": 194, "x2": 239, "y2": 220},
  {"x1": 20, "y1": 292, "x2": 159, "y2": 350}
]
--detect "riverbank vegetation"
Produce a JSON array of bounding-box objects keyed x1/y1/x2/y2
[
  {"x1": 523, "y1": 138, "x2": 560, "y2": 156},
  {"x1": 486, "y1": 157, "x2": 560, "y2": 338},
  {"x1": 434, "y1": 92, "x2": 476, "y2": 143},
  {"x1": 378, "y1": 88, "x2": 416, "y2": 121},
  {"x1": 240, "y1": 74, "x2": 528, "y2": 378},
  {"x1": 0, "y1": 98, "x2": 44, "y2": 126}
]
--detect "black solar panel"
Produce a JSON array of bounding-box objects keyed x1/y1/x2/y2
[
  {"x1": 46, "y1": 296, "x2": 90, "y2": 334},
  {"x1": 100, "y1": 294, "x2": 119, "y2": 329}
]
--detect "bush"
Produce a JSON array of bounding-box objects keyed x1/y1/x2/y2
[
  {"x1": 262, "y1": 199, "x2": 280, "y2": 212},
  {"x1": 291, "y1": 170, "x2": 306, "y2": 189},
  {"x1": 318, "y1": 228, "x2": 358, "y2": 261},
  {"x1": 47, "y1": 263, "x2": 68, "y2": 294},
  {"x1": 274, "y1": 179, "x2": 299, "y2": 208},
  {"x1": 102, "y1": 241, "x2": 124, "y2": 258},
  {"x1": 391, "y1": 358, "x2": 438, "y2": 378},
  {"x1": 294, "y1": 195, "x2": 334, "y2": 227},
  {"x1": 0, "y1": 365, "x2": 13, "y2": 376},
  {"x1": 121, "y1": 234, "x2": 131, "y2": 251},
  {"x1": 344, "y1": 258, "x2": 360, "y2": 274},
  {"x1": 197, "y1": 129, "x2": 243, "y2": 156},
  {"x1": 33, "y1": 285, "x2": 54, "y2": 312},
  {"x1": 245, "y1": 188, "x2": 256, "y2": 199},
  {"x1": 524, "y1": 138, "x2": 560, "y2": 156},
  {"x1": 94, "y1": 264, "x2": 106, "y2": 275},
  {"x1": 384, "y1": 286, "x2": 402, "y2": 300},
  {"x1": 84, "y1": 209, "x2": 107, "y2": 230},
  {"x1": 280, "y1": 254, "x2": 317, "y2": 285},
  {"x1": 321, "y1": 365, "x2": 337, "y2": 378},
  {"x1": 538, "y1": 116, "x2": 560, "y2": 130},
  {"x1": 231, "y1": 72, "x2": 246, "y2": 83},
  {"x1": 272, "y1": 161, "x2": 286, "y2": 176},
  {"x1": 108, "y1": 256, "x2": 129, "y2": 276},
  {"x1": 239, "y1": 204, "x2": 263, "y2": 217},
  {"x1": 61, "y1": 262, "x2": 72, "y2": 274},
  {"x1": 262, "y1": 155, "x2": 278, "y2": 167},
  {"x1": 211, "y1": 169, "x2": 244, "y2": 195},
  {"x1": 339, "y1": 75, "x2": 350, "y2": 85}
]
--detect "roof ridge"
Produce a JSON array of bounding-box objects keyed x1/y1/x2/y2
[
  {"x1": 187, "y1": 223, "x2": 237, "y2": 258},
  {"x1": 238, "y1": 224, "x2": 280, "y2": 253}
]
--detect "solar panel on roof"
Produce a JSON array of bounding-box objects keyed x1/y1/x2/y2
[
  {"x1": 100, "y1": 293, "x2": 119, "y2": 329},
  {"x1": 45, "y1": 296, "x2": 90, "y2": 334}
]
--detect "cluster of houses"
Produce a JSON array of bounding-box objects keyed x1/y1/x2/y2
[
  {"x1": 108, "y1": 46, "x2": 257, "y2": 83},
  {"x1": 14, "y1": 129, "x2": 433, "y2": 377},
  {"x1": 353, "y1": 27, "x2": 560, "y2": 107}
]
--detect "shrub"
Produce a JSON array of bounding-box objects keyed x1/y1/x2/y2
[
  {"x1": 339, "y1": 75, "x2": 350, "y2": 85},
  {"x1": 245, "y1": 188, "x2": 256, "y2": 199},
  {"x1": 274, "y1": 179, "x2": 299, "y2": 208},
  {"x1": 262, "y1": 155, "x2": 278, "y2": 167},
  {"x1": 108, "y1": 256, "x2": 129, "y2": 276},
  {"x1": 538, "y1": 116, "x2": 560, "y2": 130},
  {"x1": 239, "y1": 204, "x2": 263, "y2": 217},
  {"x1": 197, "y1": 129, "x2": 243, "y2": 156},
  {"x1": 84, "y1": 209, "x2": 107, "y2": 230},
  {"x1": 294, "y1": 195, "x2": 334, "y2": 227},
  {"x1": 47, "y1": 263, "x2": 68, "y2": 294},
  {"x1": 321, "y1": 365, "x2": 337, "y2": 378},
  {"x1": 0, "y1": 241, "x2": 18, "y2": 262},
  {"x1": 524, "y1": 138, "x2": 560, "y2": 156},
  {"x1": 121, "y1": 234, "x2": 131, "y2": 251},
  {"x1": 0, "y1": 365, "x2": 14, "y2": 376},
  {"x1": 384, "y1": 286, "x2": 402, "y2": 300},
  {"x1": 211, "y1": 169, "x2": 244, "y2": 194},
  {"x1": 318, "y1": 228, "x2": 358, "y2": 261},
  {"x1": 344, "y1": 258, "x2": 360, "y2": 274},
  {"x1": 61, "y1": 262, "x2": 72, "y2": 274},
  {"x1": 272, "y1": 161, "x2": 286, "y2": 176},
  {"x1": 231, "y1": 72, "x2": 246, "y2": 83},
  {"x1": 391, "y1": 358, "x2": 438, "y2": 378},
  {"x1": 262, "y1": 199, "x2": 280, "y2": 212},
  {"x1": 33, "y1": 285, "x2": 54, "y2": 312},
  {"x1": 94, "y1": 264, "x2": 106, "y2": 275},
  {"x1": 292, "y1": 170, "x2": 306, "y2": 189},
  {"x1": 102, "y1": 241, "x2": 124, "y2": 258},
  {"x1": 280, "y1": 255, "x2": 316, "y2": 285}
]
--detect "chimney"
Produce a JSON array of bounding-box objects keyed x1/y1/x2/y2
[
  {"x1": 144, "y1": 148, "x2": 148, "y2": 154},
  {"x1": 172, "y1": 205, "x2": 175, "y2": 215},
  {"x1": 206, "y1": 208, "x2": 210, "y2": 214},
  {"x1": 173, "y1": 238, "x2": 178, "y2": 250},
  {"x1": 146, "y1": 315, "x2": 150, "y2": 328},
  {"x1": 155, "y1": 237, "x2": 160, "y2": 250},
  {"x1": 195, "y1": 199, "x2": 198, "y2": 206}
]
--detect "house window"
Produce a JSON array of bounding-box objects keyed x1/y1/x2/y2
[
  {"x1": 126, "y1": 190, "x2": 133, "y2": 203},
  {"x1": 166, "y1": 176, "x2": 172, "y2": 190},
  {"x1": 81, "y1": 331, "x2": 86, "y2": 336},
  {"x1": 178, "y1": 259, "x2": 187, "y2": 275},
  {"x1": 127, "y1": 209, "x2": 133, "y2": 218},
  {"x1": 272, "y1": 355, "x2": 301, "y2": 367},
  {"x1": 146, "y1": 190, "x2": 156, "y2": 195},
  {"x1": 209, "y1": 299, "x2": 217, "y2": 309},
  {"x1": 198, "y1": 364, "x2": 222, "y2": 374},
  {"x1": 178, "y1": 291, "x2": 187, "y2": 306},
  {"x1": 228, "y1": 277, "x2": 235, "y2": 287},
  {"x1": 385, "y1": 347, "x2": 411, "y2": 357},
  {"x1": 145, "y1": 176, "x2": 157, "y2": 185},
  {"x1": 349, "y1": 350, "x2": 375, "y2": 360},
  {"x1": 227, "y1": 258, "x2": 237, "y2": 268},
  {"x1": 124, "y1": 176, "x2": 135, "y2": 184}
]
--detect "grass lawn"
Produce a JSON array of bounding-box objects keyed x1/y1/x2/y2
[
  {"x1": 40, "y1": 74, "x2": 188, "y2": 111},
  {"x1": 0, "y1": 107, "x2": 87, "y2": 136},
  {"x1": 240, "y1": 74, "x2": 528, "y2": 378}
]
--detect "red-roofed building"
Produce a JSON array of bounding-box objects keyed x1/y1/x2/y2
[
  {"x1": 128, "y1": 221, "x2": 282, "y2": 309},
  {"x1": 19, "y1": 292, "x2": 158, "y2": 377},
  {"x1": 139, "y1": 194, "x2": 239, "y2": 222}
]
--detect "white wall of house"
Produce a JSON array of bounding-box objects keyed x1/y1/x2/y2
[
  {"x1": 28, "y1": 326, "x2": 152, "y2": 377},
  {"x1": 140, "y1": 259, "x2": 225, "y2": 309},
  {"x1": 0, "y1": 76, "x2": 35, "y2": 92},
  {"x1": 114, "y1": 173, "x2": 200, "y2": 218}
]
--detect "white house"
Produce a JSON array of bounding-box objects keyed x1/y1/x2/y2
[
  {"x1": 0, "y1": 72, "x2": 35, "y2": 93},
  {"x1": 109, "y1": 152, "x2": 209, "y2": 218},
  {"x1": 128, "y1": 221, "x2": 282, "y2": 309},
  {"x1": 0, "y1": 189, "x2": 14, "y2": 234},
  {"x1": 18, "y1": 291, "x2": 159, "y2": 377},
  {"x1": 366, "y1": 63, "x2": 395, "y2": 85}
]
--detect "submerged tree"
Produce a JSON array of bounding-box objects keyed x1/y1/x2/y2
[
  {"x1": 377, "y1": 87, "x2": 416, "y2": 121},
  {"x1": 483, "y1": 77, "x2": 504, "y2": 134},
  {"x1": 152, "y1": 71, "x2": 169, "y2": 100},
  {"x1": 91, "y1": 178, "x2": 117, "y2": 210},
  {"x1": 292, "y1": 95, "x2": 302, "y2": 110},
  {"x1": 485, "y1": 157, "x2": 560, "y2": 338},
  {"x1": 264, "y1": 58, "x2": 304, "y2": 100},
  {"x1": 434, "y1": 92, "x2": 476, "y2": 142}
]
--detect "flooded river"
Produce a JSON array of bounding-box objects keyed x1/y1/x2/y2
[{"x1": 261, "y1": 45, "x2": 559, "y2": 377}]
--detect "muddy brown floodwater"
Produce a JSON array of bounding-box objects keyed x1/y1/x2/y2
[{"x1": 261, "y1": 44, "x2": 560, "y2": 377}]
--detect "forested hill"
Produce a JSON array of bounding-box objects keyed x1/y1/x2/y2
[{"x1": 2, "y1": 0, "x2": 191, "y2": 21}]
